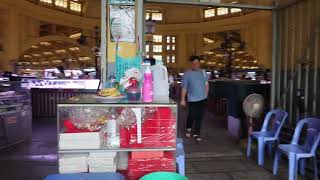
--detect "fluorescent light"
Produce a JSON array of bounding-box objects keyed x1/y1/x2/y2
[
  {"x1": 23, "y1": 55, "x2": 32, "y2": 58},
  {"x1": 39, "y1": 42, "x2": 51, "y2": 46},
  {"x1": 55, "y1": 49, "x2": 66, "y2": 53},
  {"x1": 78, "y1": 56, "x2": 91, "y2": 61},
  {"x1": 203, "y1": 37, "x2": 215, "y2": 43},
  {"x1": 69, "y1": 32, "x2": 82, "y2": 39},
  {"x1": 52, "y1": 60, "x2": 62, "y2": 63},
  {"x1": 43, "y1": 52, "x2": 53, "y2": 55},
  {"x1": 204, "y1": 51, "x2": 214, "y2": 55},
  {"x1": 32, "y1": 54, "x2": 42, "y2": 57},
  {"x1": 69, "y1": 47, "x2": 80, "y2": 51}
]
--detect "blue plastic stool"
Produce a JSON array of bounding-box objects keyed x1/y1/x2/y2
[
  {"x1": 176, "y1": 138, "x2": 185, "y2": 176},
  {"x1": 44, "y1": 172, "x2": 125, "y2": 180}
]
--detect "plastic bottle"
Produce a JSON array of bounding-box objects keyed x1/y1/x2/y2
[
  {"x1": 142, "y1": 63, "x2": 153, "y2": 102},
  {"x1": 151, "y1": 59, "x2": 169, "y2": 97}
]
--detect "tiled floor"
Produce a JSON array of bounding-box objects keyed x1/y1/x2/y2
[{"x1": 0, "y1": 107, "x2": 312, "y2": 180}]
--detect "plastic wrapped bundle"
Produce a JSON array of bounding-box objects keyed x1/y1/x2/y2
[
  {"x1": 127, "y1": 152, "x2": 176, "y2": 180},
  {"x1": 120, "y1": 107, "x2": 176, "y2": 148}
]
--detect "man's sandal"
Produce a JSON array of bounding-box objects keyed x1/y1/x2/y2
[
  {"x1": 185, "y1": 128, "x2": 192, "y2": 138},
  {"x1": 193, "y1": 135, "x2": 203, "y2": 142}
]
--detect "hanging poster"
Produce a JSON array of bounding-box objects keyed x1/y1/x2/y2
[
  {"x1": 109, "y1": 5, "x2": 135, "y2": 43},
  {"x1": 109, "y1": 0, "x2": 135, "y2": 5}
]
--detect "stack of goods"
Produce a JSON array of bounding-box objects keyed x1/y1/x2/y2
[
  {"x1": 120, "y1": 107, "x2": 176, "y2": 148},
  {"x1": 59, "y1": 153, "x2": 88, "y2": 173},
  {"x1": 59, "y1": 132, "x2": 102, "y2": 149},
  {"x1": 88, "y1": 152, "x2": 118, "y2": 172},
  {"x1": 127, "y1": 151, "x2": 176, "y2": 180},
  {"x1": 117, "y1": 152, "x2": 129, "y2": 170}
]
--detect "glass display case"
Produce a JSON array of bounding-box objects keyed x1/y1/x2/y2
[
  {"x1": 22, "y1": 79, "x2": 100, "y2": 90},
  {"x1": 57, "y1": 95, "x2": 177, "y2": 179},
  {"x1": 0, "y1": 81, "x2": 32, "y2": 149}
]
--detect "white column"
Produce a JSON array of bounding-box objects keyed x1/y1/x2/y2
[
  {"x1": 100, "y1": 0, "x2": 107, "y2": 87},
  {"x1": 136, "y1": 0, "x2": 144, "y2": 52}
]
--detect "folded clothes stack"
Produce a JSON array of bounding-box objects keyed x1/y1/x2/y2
[
  {"x1": 59, "y1": 153, "x2": 88, "y2": 174},
  {"x1": 59, "y1": 132, "x2": 102, "y2": 149},
  {"x1": 88, "y1": 152, "x2": 118, "y2": 172}
]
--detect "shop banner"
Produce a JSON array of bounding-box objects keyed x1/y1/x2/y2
[{"x1": 109, "y1": 5, "x2": 135, "y2": 43}]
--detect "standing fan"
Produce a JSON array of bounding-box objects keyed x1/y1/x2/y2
[{"x1": 243, "y1": 93, "x2": 264, "y2": 136}]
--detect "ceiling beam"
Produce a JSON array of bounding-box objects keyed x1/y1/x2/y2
[
  {"x1": 277, "y1": 0, "x2": 304, "y2": 9},
  {"x1": 145, "y1": 0, "x2": 275, "y2": 10}
]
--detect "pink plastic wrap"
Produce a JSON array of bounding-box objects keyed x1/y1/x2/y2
[
  {"x1": 120, "y1": 107, "x2": 176, "y2": 148},
  {"x1": 127, "y1": 152, "x2": 176, "y2": 180}
]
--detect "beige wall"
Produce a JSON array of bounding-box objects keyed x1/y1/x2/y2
[
  {"x1": 146, "y1": 3, "x2": 273, "y2": 71},
  {"x1": 0, "y1": 1, "x2": 273, "y2": 72}
]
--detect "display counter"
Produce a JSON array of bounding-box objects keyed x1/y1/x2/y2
[
  {"x1": 27, "y1": 79, "x2": 100, "y2": 119},
  {"x1": 209, "y1": 79, "x2": 270, "y2": 139},
  {"x1": 57, "y1": 95, "x2": 177, "y2": 179},
  {"x1": 0, "y1": 82, "x2": 32, "y2": 149}
]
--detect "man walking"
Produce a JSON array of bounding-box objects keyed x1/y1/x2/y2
[{"x1": 180, "y1": 55, "x2": 209, "y2": 142}]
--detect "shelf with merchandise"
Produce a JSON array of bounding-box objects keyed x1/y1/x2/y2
[{"x1": 57, "y1": 95, "x2": 178, "y2": 178}]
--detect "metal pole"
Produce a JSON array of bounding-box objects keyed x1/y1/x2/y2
[
  {"x1": 271, "y1": 9, "x2": 278, "y2": 109},
  {"x1": 313, "y1": 28, "x2": 319, "y2": 115},
  {"x1": 289, "y1": 6, "x2": 296, "y2": 125},
  {"x1": 276, "y1": 10, "x2": 282, "y2": 109},
  {"x1": 284, "y1": 9, "x2": 289, "y2": 111},
  {"x1": 101, "y1": 0, "x2": 107, "y2": 88},
  {"x1": 145, "y1": 0, "x2": 275, "y2": 10},
  {"x1": 137, "y1": 0, "x2": 144, "y2": 52}
]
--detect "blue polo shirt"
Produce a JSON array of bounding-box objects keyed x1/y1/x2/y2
[{"x1": 182, "y1": 69, "x2": 208, "y2": 102}]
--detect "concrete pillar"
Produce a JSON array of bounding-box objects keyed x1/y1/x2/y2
[
  {"x1": 257, "y1": 19, "x2": 272, "y2": 69},
  {"x1": 177, "y1": 33, "x2": 188, "y2": 72},
  {"x1": 1, "y1": 7, "x2": 21, "y2": 71}
]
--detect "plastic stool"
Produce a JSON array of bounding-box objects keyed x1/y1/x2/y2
[
  {"x1": 140, "y1": 172, "x2": 188, "y2": 180},
  {"x1": 44, "y1": 172, "x2": 125, "y2": 180},
  {"x1": 176, "y1": 138, "x2": 185, "y2": 176}
]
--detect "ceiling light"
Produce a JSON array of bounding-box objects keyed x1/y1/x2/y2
[
  {"x1": 55, "y1": 49, "x2": 66, "y2": 53},
  {"x1": 78, "y1": 56, "x2": 91, "y2": 61},
  {"x1": 23, "y1": 55, "x2": 32, "y2": 58},
  {"x1": 39, "y1": 42, "x2": 51, "y2": 46},
  {"x1": 33, "y1": 54, "x2": 42, "y2": 57},
  {"x1": 52, "y1": 59, "x2": 62, "y2": 63},
  {"x1": 41, "y1": 61, "x2": 50, "y2": 64},
  {"x1": 69, "y1": 32, "x2": 82, "y2": 39},
  {"x1": 69, "y1": 47, "x2": 80, "y2": 51},
  {"x1": 203, "y1": 37, "x2": 215, "y2": 43},
  {"x1": 31, "y1": 45, "x2": 39, "y2": 49},
  {"x1": 43, "y1": 52, "x2": 53, "y2": 55},
  {"x1": 204, "y1": 51, "x2": 214, "y2": 55}
]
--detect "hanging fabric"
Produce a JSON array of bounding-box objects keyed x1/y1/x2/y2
[{"x1": 115, "y1": 39, "x2": 142, "y2": 82}]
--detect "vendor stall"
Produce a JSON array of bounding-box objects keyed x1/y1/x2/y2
[
  {"x1": 0, "y1": 81, "x2": 32, "y2": 149},
  {"x1": 25, "y1": 79, "x2": 100, "y2": 119},
  {"x1": 57, "y1": 95, "x2": 177, "y2": 180}
]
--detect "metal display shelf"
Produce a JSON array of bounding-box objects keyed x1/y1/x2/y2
[
  {"x1": 59, "y1": 147, "x2": 176, "y2": 154},
  {"x1": 57, "y1": 95, "x2": 178, "y2": 174}
]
